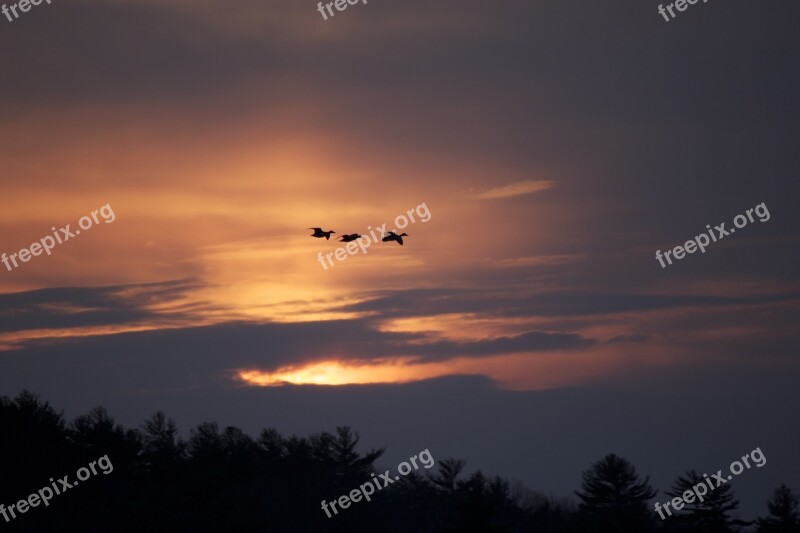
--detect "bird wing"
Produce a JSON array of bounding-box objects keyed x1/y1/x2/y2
[
  {"x1": 396, "y1": 236, "x2": 404, "y2": 245},
  {"x1": 309, "y1": 227, "x2": 322, "y2": 232}
]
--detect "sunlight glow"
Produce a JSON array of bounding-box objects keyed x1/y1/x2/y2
[
  {"x1": 237, "y1": 358, "x2": 457, "y2": 386},
  {"x1": 236, "y1": 347, "x2": 640, "y2": 390}
]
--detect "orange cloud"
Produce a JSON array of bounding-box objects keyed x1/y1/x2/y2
[{"x1": 471, "y1": 180, "x2": 555, "y2": 200}]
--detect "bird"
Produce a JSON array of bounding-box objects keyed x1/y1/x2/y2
[
  {"x1": 339, "y1": 234, "x2": 362, "y2": 242},
  {"x1": 382, "y1": 231, "x2": 408, "y2": 245},
  {"x1": 308, "y1": 228, "x2": 335, "y2": 240}
]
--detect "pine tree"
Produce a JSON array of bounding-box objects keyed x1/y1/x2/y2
[
  {"x1": 757, "y1": 484, "x2": 800, "y2": 533},
  {"x1": 575, "y1": 453, "x2": 656, "y2": 533},
  {"x1": 666, "y1": 470, "x2": 739, "y2": 532}
]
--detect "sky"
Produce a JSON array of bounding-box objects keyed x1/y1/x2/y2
[{"x1": 1, "y1": 0, "x2": 799, "y2": 519}]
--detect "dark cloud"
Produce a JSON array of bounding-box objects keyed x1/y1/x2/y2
[
  {"x1": 606, "y1": 334, "x2": 649, "y2": 344},
  {"x1": 0, "y1": 279, "x2": 207, "y2": 332},
  {"x1": 0, "y1": 312, "x2": 595, "y2": 396},
  {"x1": 411, "y1": 331, "x2": 594, "y2": 361},
  {"x1": 345, "y1": 287, "x2": 800, "y2": 319}
]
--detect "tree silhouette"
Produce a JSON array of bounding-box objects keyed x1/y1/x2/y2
[
  {"x1": 188, "y1": 421, "x2": 224, "y2": 456},
  {"x1": 332, "y1": 426, "x2": 384, "y2": 475},
  {"x1": 0, "y1": 391, "x2": 72, "y2": 501},
  {"x1": 430, "y1": 458, "x2": 466, "y2": 493},
  {"x1": 757, "y1": 485, "x2": 800, "y2": 533},
  {"x1": 2, "y1": 391, "x2": 789, "y2": 533},
  {"x1": 666, "y1": 470, "x2": 739, "y2": 532},
  {"x1": 574, "y1": 453, "x2": 656, "y2": 533},
  {"x1": 71, "y1": 406, "x2": 140, "y2": 468},
  {"x1": 511, "y1": 485, "x2": 575, "y2": 533},
  {"x1": 140, "y1": 411, "x2": 184, "y2": 468}
]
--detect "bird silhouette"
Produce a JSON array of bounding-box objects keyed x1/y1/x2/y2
[
  {"x1": 308, "y1": 228, "x2": 336, "y2": 240},
  {"x1": 339, "y1": 234, "x2": 363, "y2": 242},
  {"x1": 382, "y1": 231, "x2": 408, "y2": 245}
]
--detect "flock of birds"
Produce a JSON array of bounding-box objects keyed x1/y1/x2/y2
[{"x1": 308, "y1": 228, "x2": 409, "y2": 245}]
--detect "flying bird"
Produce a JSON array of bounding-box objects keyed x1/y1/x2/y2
[
  {"x1": 308, "y1": 228, "x2": 335, "y2": 240},
  {"x1": 382, "y1": 231, "x2": 408, "y2": 245},
  {"x1": 339, "y1": 234, "x2": 363, "y2": 242}
]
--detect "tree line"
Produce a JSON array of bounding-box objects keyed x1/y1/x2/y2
[{"x1": 0, "y1": 391, "x2": 797, "y2": 532}]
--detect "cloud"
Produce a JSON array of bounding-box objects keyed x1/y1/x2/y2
[
  {"x1": 0, "y1": 280, "x2": 207, "y2": 333},
  {"x1": 470, "y1": 180, "x2": 555, "y2": 200},
  {"x1": 410, "y1": 330, "x2": 595, "y2": 361},
  {"x1": 338, "y1": 287, "x2": 800, "y2": 320},
  {"x1": 485, "y1": 255, "x2": 584, "y2": 268},
  {"x1": 606, "y1": 334, "x2": 649, "y2": 344}
]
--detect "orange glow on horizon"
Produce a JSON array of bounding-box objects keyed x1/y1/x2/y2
[
  {"x1": 235, "y1": 346, "x2": 641, "y2": 390},
  {"x1": 237, "y1": 358, "x2": 460, "y2": 386}
]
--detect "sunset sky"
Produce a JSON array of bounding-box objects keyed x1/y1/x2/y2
[{"x1": 1, "y1": 0, "x2": 798, "y2": 517}]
